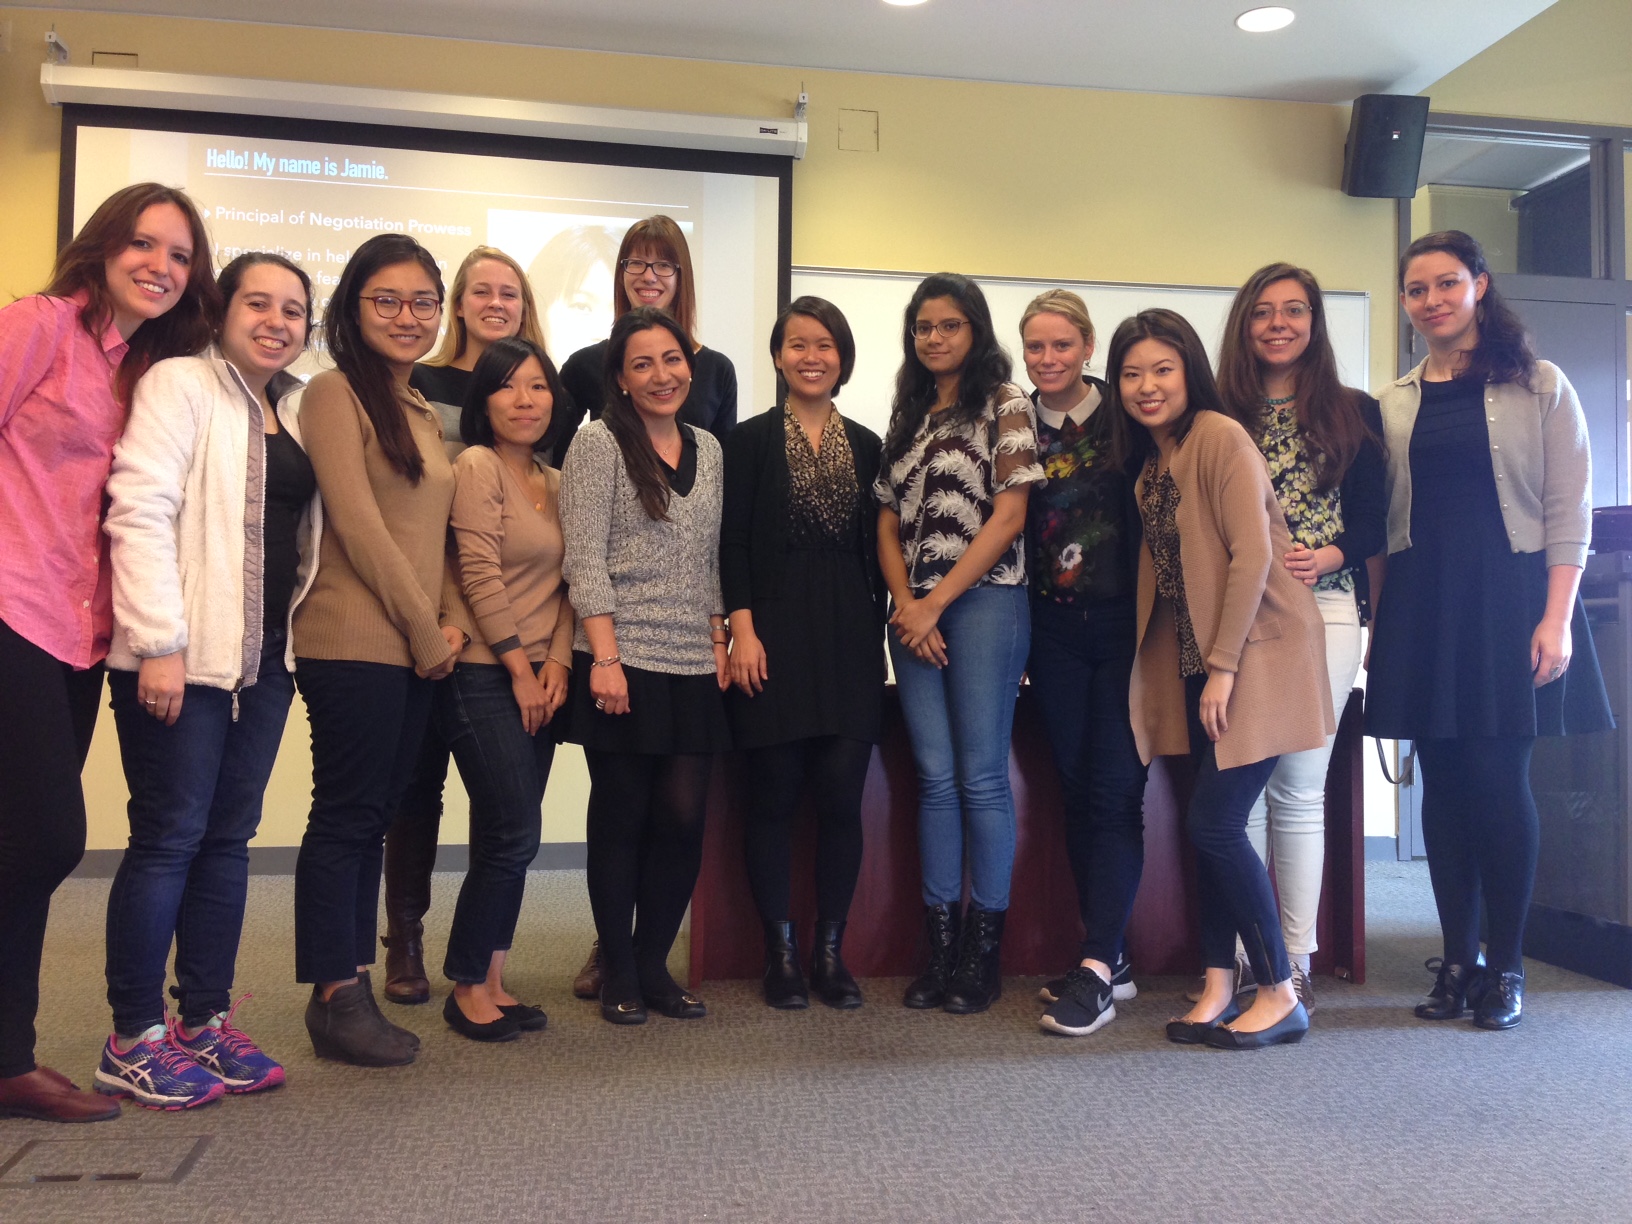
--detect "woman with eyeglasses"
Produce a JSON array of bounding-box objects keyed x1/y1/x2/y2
[
  {"x1": 380, "y1": 245, "x2": 551, "y2": 1009},
  {"x1": 557, "y1": 214, "x2": 738, "y2": 1000},
  {"x1": 1212, "y1": 264, "x2": 1386, "y2": 1013},
  {"x1": 877, "y1": 273, "x2": 1045, "y2": 1016},
  {"x1": 1106, "y1": 309, "x2": 1332, "y2": 1050},
  {"x1": 1367, "y1": 231, "x2": 1610, "y2": 1030},
  {"x1": 291, "y1": 234, "x2": 466, "y2": 1067}
]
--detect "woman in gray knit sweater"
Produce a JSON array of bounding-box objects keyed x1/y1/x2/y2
[{"x1": 559, "y1": 306, "x2": 731, "y2": 1025}]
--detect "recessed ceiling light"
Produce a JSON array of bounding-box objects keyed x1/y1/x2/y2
[
  {"x1": 883, "y1": 0, "x2": 930, "y2": 7},
  {"x1": 1236, "y1": 6, "x2": 1295, "y2": 33}
]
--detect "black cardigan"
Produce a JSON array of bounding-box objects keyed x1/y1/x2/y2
[
  {"x1": 1329, "y1": 395, "x2": 1388, "y2": 620},
  {"x1": 720, "y1": 406, "x2": 886, "y2": 622}
]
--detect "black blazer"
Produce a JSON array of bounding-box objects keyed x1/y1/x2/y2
[{"x1": 720, "y1": 407, "x2": 886, "y2": 622}]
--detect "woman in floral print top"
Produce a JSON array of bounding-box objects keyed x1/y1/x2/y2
[
  {"x1": 1215, "y1": 262, "x2": 1385, "y2": 1012},
  {"x1": 875, "y1": 273, "x2": 1044, "y2": 1017},
  {"x1": 1018, "y1": 290, "x2": 1151, "y2": 1039}
]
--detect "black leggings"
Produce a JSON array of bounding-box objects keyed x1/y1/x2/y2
[
  {"x1": 1415, "y1": 735, "x2": 1538, "y2": 976},
  {"x1": 584, "y1": 750, "x2": 713, "y2": 994},
  {"x1": 0, "y1": 618, "x2": 104, "y2": 1078},
  {"x1": 742, "y1": 736, "x2": 871, "y2": 924}
]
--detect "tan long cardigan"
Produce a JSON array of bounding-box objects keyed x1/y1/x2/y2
[{"x1": 1129, "y1": 410, "x2": 1333, "y2": 771}]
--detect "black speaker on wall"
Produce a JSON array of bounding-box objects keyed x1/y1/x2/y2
[{"x1": 1341, "y1": 94, "x2": 1431, "y2": 198}]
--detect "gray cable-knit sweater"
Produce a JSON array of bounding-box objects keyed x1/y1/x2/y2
[{"x1": 560, "y1": 419, "x2": 724, "y2": 675}]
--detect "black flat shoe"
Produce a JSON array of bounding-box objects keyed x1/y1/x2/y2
[
  {"x1": 1164, "y1": 999, "x2": 1241, "y2": 1045},
  {"x1": 644, "y1": 987, "x2": 707, "y2": 1020},
  {"x1": 444, "y1": 993, "x2": 521, "y2": 1043},
  {"x1": 1473, "y1": 970, "x2": 1523, "y2": 1030},
  {"x1": 599, "y1": 983, "x2": 648, "y2": 1026},
  {"x1": 1414, "y1": 957, "x2": 1486, "y2": 1021},
  {"x1": 1203, "y1": 1001, "x2": 1310, "y2": 1050},
  {"x1": 499, "y1": 1003, "x2": 549, "y2": 1032}
]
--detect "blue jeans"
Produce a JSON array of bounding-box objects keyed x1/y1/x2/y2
[
  {"x1": 890, "y1": 584, "x2": 1029, "y2": 912},
  {"x1": 1028, "y1": 596, "x2": 1148, "y2": 964},
  {"x1": 437, "y1": 663, "x2": 555, "y2": 983},
  {"x1": 1183, "y1": 674, "x2": 1289, "y2": 986},
  {"x1": 105, "y1": 648, "x2": 294, "y2": 1033},
  {"x1": 294, "y1": 659, "x2": 433, "y2": 985}
]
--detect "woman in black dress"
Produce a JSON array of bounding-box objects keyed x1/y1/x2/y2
[
  {"x1": 722, "y1": 297, "x2": 886, "y2": 1009},
  {"x1": 1367, "y1": 230, "x2": 1611, "y2": 1030}
]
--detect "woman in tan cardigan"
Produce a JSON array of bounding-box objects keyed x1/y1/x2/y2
[
  {"x1": 291, "y1": 234, "x2": 465, "y2": 1067},
  {"x1": 1106, "y1": 309, "x2": 1331, "y2": 1050}
]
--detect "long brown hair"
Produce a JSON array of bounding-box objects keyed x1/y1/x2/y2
[
  {"x1": 1399, "y1": 230, "x2": 1537, "y2": 389},
  {"x1": 1217, "y1": 262, "x2": 1376, "y2": 493},
  {"x1": 423, "y1": 245, "x2": 546, "y2": 367},
  {"x1": 45, "y1": 182, "x2": 219, "y2": 403},
  {"x1": 325, "y1": 233, "x2": 445, "y2": 484},
  {"x1": 1105, "y1": 309, "x2": 1238, "y2": 471},
  {"x1": 601, "y1": 307, "x2": 695, "y2": 521},
  {"x1": 612, "y1": 216, "x2": 698, "y2": 342}
]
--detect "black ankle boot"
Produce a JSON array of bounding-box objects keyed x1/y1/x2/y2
[
  {"x1": 811, "y1": 919, "x2": 863, "y2": 1009},
  {"x1": 943, "y1": 907, "x2": 1006, "y2": 1015},
  {"x1": 761, "y1": 921, "x2": 808, "y2": 1010},
  {"x1": 903, "y1": 903, "x2": 961, "y2": 1009},
  {"x1": 1473, "y1": 970, "x2": 1524, "y2": 1030},
  {"x1": 305, "y1": 979, "x2": 417, "y2": 1066},
  {"x1": 1414, "y1": 957, "x2": 1483, "y2": 1021}
]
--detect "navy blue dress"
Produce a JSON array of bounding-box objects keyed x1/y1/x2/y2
[{"x1": 1365, "y1": 377, "x2": 1610, "y2": 740}]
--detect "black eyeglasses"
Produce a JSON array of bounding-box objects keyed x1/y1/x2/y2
[
  {"x1": 361, "y1": 294, "x2": 441, "y2": 321},
  {"x1": 911, "y1": 319, "x2": 970, "y2": 340},
  {"x1": 619, "y1": 258, "x2": 679, "y2": 278}
]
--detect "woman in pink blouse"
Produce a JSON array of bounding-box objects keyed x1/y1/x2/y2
[{"x1": 0, "y1": 183, "x2": 216, "y2": 1123}]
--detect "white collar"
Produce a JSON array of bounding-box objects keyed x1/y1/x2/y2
[{"x1": 1035, "y1": 382, "x2": 1101, "y2": 431}]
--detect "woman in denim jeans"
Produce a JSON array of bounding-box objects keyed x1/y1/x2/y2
[
  {"x1": 438, "y1": 337, "x2": 576, "y2": 1042},
  {"x1": 875, "y1": 273, "x2": 1045, "y2": 1015},
  {"x1": 100, "y1": 253, "x2": 317, "y2": 1107}
]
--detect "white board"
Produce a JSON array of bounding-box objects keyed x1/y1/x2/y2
[{"x1": 785, "y1": 266, "x2": 1370, "y2": 438}]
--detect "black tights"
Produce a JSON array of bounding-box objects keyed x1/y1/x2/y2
[
  {"x1": 583, "y1": 750, "x2": 712, "y2": 995},
  {"x1": 742, "y1": 736, "x2": 871, "y2": 924},
  {"x1": 1415, "y1": 735, "x2": 1538, "y2": 975}
]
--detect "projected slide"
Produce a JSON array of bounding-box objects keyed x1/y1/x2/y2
[{"x1": 71, "y1": 125, "x2": 783, "y2": 412}]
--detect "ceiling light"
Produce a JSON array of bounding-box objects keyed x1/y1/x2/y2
[
  {"x1": 1236, "y1": 7, "x2": 1295, "y2": 33},
  {"x1": 883, "y1": 0, "x2": 930, "y2": 6}
]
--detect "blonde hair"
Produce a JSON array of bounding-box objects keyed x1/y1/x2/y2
[
  {"x1": 1019, "y1": 288, "x2": 1096, "y2": 350},
  {"x1": 425, "y1": 246, "x2": 546, "y2": 367}
]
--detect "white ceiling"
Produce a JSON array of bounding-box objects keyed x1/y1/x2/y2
[{"x1": 52, "y1": 0, "x2": 1556, "y2": 105}]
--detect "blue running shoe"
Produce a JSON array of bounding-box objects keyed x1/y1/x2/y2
[
  {"x1": 94, "y1": 1025, "x2": 225, "y2": 1110},
  {"x1": 169, "y1": 997, "x2": 285, "y2": 1094}
]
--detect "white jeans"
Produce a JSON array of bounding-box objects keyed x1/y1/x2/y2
[{"x1": 1244, "y1": 587, "x2": 1363, "y2": 957}]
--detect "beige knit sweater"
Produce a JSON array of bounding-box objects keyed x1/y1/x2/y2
[{"x1": 291, "y1": 369, "x2": 456, "y2": 671}]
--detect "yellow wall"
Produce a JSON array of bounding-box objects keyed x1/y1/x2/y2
[
  {"x1": 1424, "y1": 0, "x2": 1632, "y2": 127},
  {"x1": 0, "y1": 8, "x2": 1411, "y2": 847}
]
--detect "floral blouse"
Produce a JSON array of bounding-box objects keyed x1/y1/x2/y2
[
  {"x1": 874, "y1": 385, "x2": 1045, "y2": 593},
  {"x1": 1256, "y1": 401, "x2": 1353, "y2": 595},
  {"x1": 1026, "y1": 384, "x2": 1135, "y2": 607},
  {"x1": 1139, "y1": 459, "x2": 1204, "y2": 677},
  {"x1": 784, "y1": 404, "x2": 859, "y2": 548}
]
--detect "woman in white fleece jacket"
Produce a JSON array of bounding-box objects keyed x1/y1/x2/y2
[{"x1": 97, "y1": 254, "x2": 319, "y2": 1109}]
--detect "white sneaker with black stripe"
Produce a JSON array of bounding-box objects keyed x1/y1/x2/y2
[{"x1": 1039, "y1": 966, "x2": 1117, "y2": 1038}]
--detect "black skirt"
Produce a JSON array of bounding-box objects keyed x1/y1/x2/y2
[
  {"x1": 726, "y1": 547, "x2": 885, "y2": 749},
  {"x1": 558, "y1": 652, "x2": 731, "y2": 756}
]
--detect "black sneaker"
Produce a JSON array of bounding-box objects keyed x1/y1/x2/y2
[
  {"x1": 1039, "y1": 966, "x2": 1116, "y2": 1038},
  {"x1": 1039, "y1": 953, "x2": 1137, "y2": 1004}
]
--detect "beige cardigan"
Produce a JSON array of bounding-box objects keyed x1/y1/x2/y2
[{"x1": 1129, "y1": 410, "x2": 1334, "y2": 771}]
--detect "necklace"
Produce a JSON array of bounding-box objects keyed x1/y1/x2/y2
[{"x1": 1263, "y1": 393, "x2": 1296, "y2": 408}]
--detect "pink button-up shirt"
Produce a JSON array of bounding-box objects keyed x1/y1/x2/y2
[{"x1": 0, "y1": 293, "x2": 130, "y2": 669}]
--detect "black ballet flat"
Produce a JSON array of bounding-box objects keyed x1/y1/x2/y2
[
  {"x1": 644, "y1": 986, "x2": 707, "y2": 1020},
  {"x1": 1203, "y1": 1001, "x2": 1310, "y2": 1050},
  {"x1": 1165, "y1": 999, "x2": 1241, "y2": 1045},
  {"x1": 599, "y1": 984, "x2": 648, "y2": 1026},
  {"x1": 443, "y1": 992, "x2": 521, "y2": 1043}
]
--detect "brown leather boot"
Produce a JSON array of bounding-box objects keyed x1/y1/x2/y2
[
  {"x1": 572, "y1": 940, "x2": 604, "y2": 1000},
  {"x1": 382, "y1": 805, "x2": 437, "y2": 1006},
  {"x1": 381, "y1": 917, "x2": 430, "y2": 1005}
]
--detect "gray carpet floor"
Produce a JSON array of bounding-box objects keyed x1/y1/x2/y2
[{"x1": 4, "y1": 861, "x2": 1630, "y2": 1223}]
